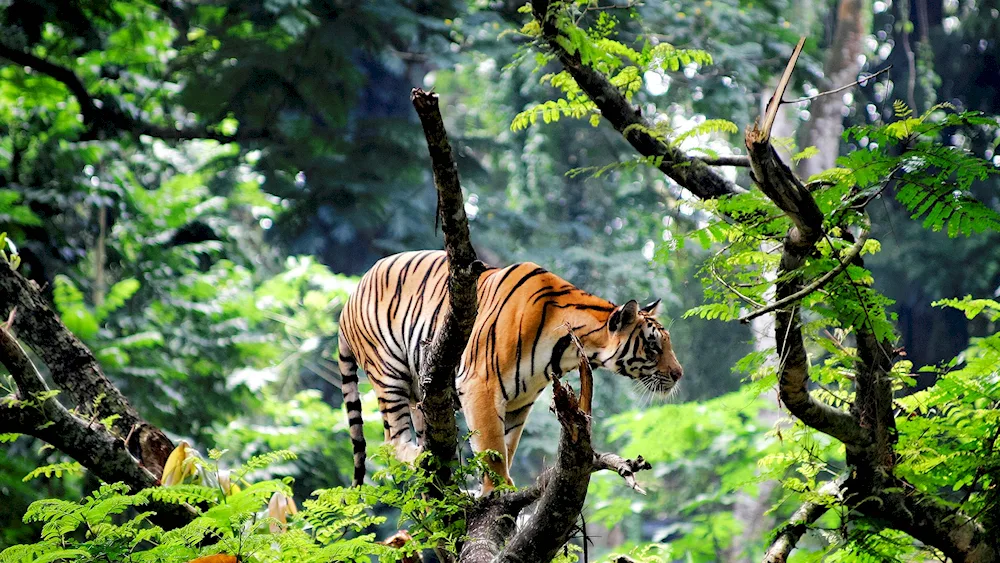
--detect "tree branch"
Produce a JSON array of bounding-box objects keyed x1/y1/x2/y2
[
  {"x1": 0, "y1": 43, "x2": 270, "y2": 144},
  {"x1": 697, "y1": 155, "x2": 752, "y2": 167},
  {"x1": 459, "y1": 379, "x2": 651, "y2": 562},
  {"x1": 530, "y1": 0, "x2": 740, "y2": 200},
  {"x1": 739, "y1": 231, "x2": 869, "y2": 323},
  {"x1": 0, "y1": 326, "x2": 193, "y2": 528},
  {"x1": 762, "y1": 475, "x2": 845, "y2": 563},
  {"x1": 0, "y1": 43, "x2": 103, "y2": 137},
  {"x1": 744, "y1": 47, "x2": 869, "y2": 448},
  {"x1": 411, "y1": 88, "x2": 481, "y2": 495},
  {"x1": 496, "y1": 379, "x2": 595, "y2": 563},
  {"x1": 0, "y1": 322, "x2": 48, "y2": 398},
  {"x1": 848, "y1": 476, "x2": 998, "y2": 563},
  {"x1": 0, "y1": 260, "x2": 175, "y2": 477}
]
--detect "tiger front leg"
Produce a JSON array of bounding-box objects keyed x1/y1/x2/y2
[{"x1": 460, "y1": 383, "x2": 512, "y2": 495}]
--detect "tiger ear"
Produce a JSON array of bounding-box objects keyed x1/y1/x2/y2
[
  {"x1": 641, "y1": 299, "x2": 662, "y2": 316},
  {"x1": 609, "y1": 300, "x2": 640, "y2": 333}
]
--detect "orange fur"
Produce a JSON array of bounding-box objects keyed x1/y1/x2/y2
[{"x1": 338, "y1": 251, "x2": 682, "y2": 491}]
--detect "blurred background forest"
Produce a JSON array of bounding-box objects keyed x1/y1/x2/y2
[{"x1": 0, "y1": 0, "x2": 998, "y2": 560}]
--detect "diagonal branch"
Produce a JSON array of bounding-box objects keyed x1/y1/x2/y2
[
  {"x1": 0, "y1": 260, "x2": 175, "y2": 477},
  {"x1": 739, "y1": 231, "x2": 869, "y2": 324},
  {"x1": 0, "y1": 326, "x2": 194, "y2": 528},
  {"x1": 762, "y1": 475, "x2": 845, "y2": 563},
  {"x1": 529, "y1": 0, "x2": 740, "y2": 200},
  {"x1": 0, "y1": 44, "x2": 270, "y2": 144}
]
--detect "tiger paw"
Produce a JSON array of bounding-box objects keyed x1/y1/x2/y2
[{"x1": 393, "y1": 442, "x2": 423, "y2": 464}]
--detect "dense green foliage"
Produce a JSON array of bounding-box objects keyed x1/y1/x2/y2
[{"x1": 1, "y1": 0, "x2": 999, "y2": 561}]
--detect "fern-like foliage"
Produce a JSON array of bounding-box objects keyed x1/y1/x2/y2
[
  {"x1": 0, "y1": 445, "x2": 487, "y2": 563},
  {"x1": 510, "y1": 4, "x2": 715, "y2": 147},
  {"x1": 22, "y1": 461, "x2": 84, "y2": 482},
  {"x1": 839, "y1": 104, "x2": 1000, "y2": 237}
]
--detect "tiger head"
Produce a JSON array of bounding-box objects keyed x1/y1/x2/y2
[{"x1": 606, "y1": 299, "x2": 683, "y2": 396}]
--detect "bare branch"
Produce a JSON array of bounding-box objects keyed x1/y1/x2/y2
[
  {"x1": 593, "y1": 453, "x2": 651, "y2": 495},
  {"x1": 762, "y1": 475, "x2": 845, "y2": 563},
  {"x1": 782, "y1": 67, "x2": 892, "y2": 105},
  {"x1": 697, "y1": 155, "x2": 752, "y2": 167},
  {"x1": 759, "y1": 37, "x2": 805, "y2": 143}
]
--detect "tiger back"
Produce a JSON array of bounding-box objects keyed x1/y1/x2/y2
[{"x1": 337, "y1": 250, "x2": 683, "y2": 491}]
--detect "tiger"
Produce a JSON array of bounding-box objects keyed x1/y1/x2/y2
[{"x1": 337, "y1": 250, "x2": 683, "y2": 492}]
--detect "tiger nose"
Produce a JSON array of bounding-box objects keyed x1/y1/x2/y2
[{"x1": 671, "y1": 366, "x2": 684, "y2": 380}]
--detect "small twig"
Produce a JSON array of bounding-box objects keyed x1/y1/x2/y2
[
  {"x1": 710, "y1": 264, "x2": 764, "y2": 308},
  {"x1": 780, "y1": 66, "x2": 892, "y2": 105},
  {"x1": 759, "y1": 37, "x2": 806, "y2": 142},
  {"x1": 739, "y1": 232, "x2": 869, "y2": 323},
  {"x1": 593, "y1": 453, "x2": 651, "y2": 494},
  {"x1": 696, "y1": 155, "x2": 751, "y2": 167}
]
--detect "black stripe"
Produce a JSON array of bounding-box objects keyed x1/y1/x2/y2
[
  {"x1": 505, "y1": 423, "x2": 524, "y2": 435},
  {"x1": 347, "y1": 416, "x2": 364, "y2": 427},
  {"x1": 508, "y1": 402, "x2": 533, "y2": 416},
  {"x1": 549, "y1": 334, "x2": 573, "y2": 377},
  {"x1": 383, "y1": 403, "x2": 408, "y2": 414},
  {"x1": 531, "y1": 288, "x2": 572, "y2": 304},
  {"x1": 342, "y1": 373, "x2": 359, "y2": 384},
  {"x1": 344, "y1": 399, "x2": 362, "y2": 412},
  {"x1": 514, "y1": 318, "x2": 524, "y2": 396}
]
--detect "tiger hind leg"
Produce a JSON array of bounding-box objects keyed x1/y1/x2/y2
[{"x1": 374, "y1": 372, "x2": 423, "y2": 464}]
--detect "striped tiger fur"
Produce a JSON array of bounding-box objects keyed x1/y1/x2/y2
[{"x1": 337, "y1": 250, "x2": 683, "y2": 491}]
